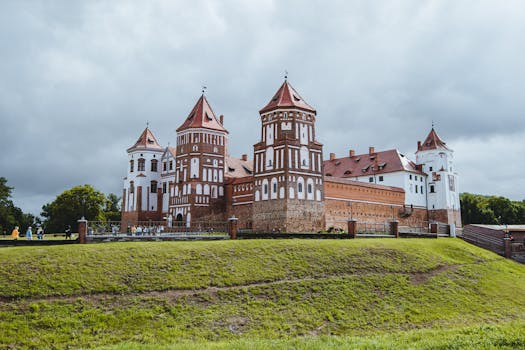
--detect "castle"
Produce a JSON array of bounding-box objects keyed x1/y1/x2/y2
[{"x1": 121, "y1": 79, "x2": 461, "y2": 232}]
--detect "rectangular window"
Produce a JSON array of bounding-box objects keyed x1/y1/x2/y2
[
  {"x1": 415, "y1": 175, "x2": 418, "y2": 181},
  {"x1": 429, "y1": 166, "x2": 433, "y2": 171},
  {"x1": 420, "y1": 185, "x2": 423, "y2": 193},
  {"x1": 138, "y1": 159, "x2": 145, "y2": 171},
  {"x1": 169, "y1": 161, "x2": 173, "y2": 171},
  {"x1": 163, "y1": 162, "x2": 167, "y2": 171},
  {"x1": 415, "y1": 186, "x2": 418, "y2": 193},
  {"x1": 151, "y1": 181, "x2": 157, "y2": 193},
  {"x1": 273, "y1": 182, "x2": 277, "y2": 193},
  {"x1": 409, "y1": 174, "x2": 412, "y2": 180},
  {"x1": 130, "y1": 160, "x2": 134, "y2": 172},
  {"x1": 379, "y1": 176, "x2": 384, "y2": 182},
  {"x1": 151, "y1": 160, "x2": 158, "y2": 172},
  {"x1": 430, "y1": 185, "x2": 435, "y2": 193},
  {"x1": 162, "y1": 182, "x2": 167, "y2": 194},
  {"x1": 369, "y1": 177, "x2": 373, "y2": 183}
]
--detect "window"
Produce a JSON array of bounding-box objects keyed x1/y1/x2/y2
[
  {"x1": 307, "y1": 184, "x2": 312, "y2": 194},
  {"x1": 415, "y1": 175, "x2": 418, "y2": 181},
  {"x1": 430, "y1": 185, "x2": 435, "y2": 193},
  {"x1": 420, "y1": 185, "x2": 423, "y2": 193},
  {"x1": 138, "y1": 158, "x2": 145, "y2": 171},
  {"x1": 129, "y1": 181, "x2": 134, "y2": 193},
  {"x1": 263, "y1": 184, "x2": 268, "y2": 194},
  {"x1": 415, "y1": 186, "x2": 418, "y2": 193},
  {"x1": 151, "y1": 159, "x2": 158, "y2": 172},
  {"x1": 379, "y1": 176, "x2": 384, "y2": 182},
  {"x1": 420, "y1": 177, "x2": 423, "y2": 182},
  {"x1": 298, "y1": 183, "x2": 303, "y2": 193},
  {"x1": 369, "y1": 177, "x2": 373, "y2": 183},
  {"x1": 163, "y1": 182, "x2": 167, "y2": 193},
  {"x1": 429, "y1": 166, "x2": 433, "y2": 171},
  {"x1": 151, "y1": 181, "x2": 157, "y2": 193},
  {"x1": 409, "y1": 174, "x2": 412, "y2": 180},
  {"x1": 169, "y1": 161, "x2": 173, "y2": 171},
  {"x1": 130, "y1": 160, "x2": 134, "y2": 172},
  {"x1": 163, "y1": 162, "x2": 167, "y2": 171},
  {"x1": 273, "y1": 182, "x2": 277, "y2": 193}
]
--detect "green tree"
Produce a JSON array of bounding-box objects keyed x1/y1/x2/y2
[
  {"x1": 41, "y1": 185, "x2": 106, "y2": 233},
  {"x1": 104, "y1": 193, "x2": 121, "y2": 221},
  {"x1": 0, "y1": 177, "x2": 36, "y2": 235}
]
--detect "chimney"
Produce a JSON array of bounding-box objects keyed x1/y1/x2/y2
[
  {"x1": 417, "y1": 141, "x2": 421, "y2": 151},
  {"x1": 369, "y1": 146, "x2": 375, "y2": 155},
  {"x1": 330, "y1": 153, "x2": 336, "y2": 161},
  {"x1": 349, "y1": 149, "x2": 355, "y2": 157},
  {"x1": 219, "y1": 114, "x2": 224, "y2": 125},
  {"x1": 241, "y1": 154, "x2": 247, "y2": 161}
]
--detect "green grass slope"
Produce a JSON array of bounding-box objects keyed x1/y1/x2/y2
[{"x1": 0, "y1": 239, "x2": 524, "y2": 349}]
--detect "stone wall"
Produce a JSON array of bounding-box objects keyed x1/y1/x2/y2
[
  {"x1": 429, "y1": 209, "x2": 462, "y2": 226},
  {"x1": 252, "y1": 199, "x2": 324, "y2": 233}
]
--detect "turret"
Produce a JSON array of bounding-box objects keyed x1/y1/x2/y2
[{"x1": 416, "y1": 127, "x2": 461, "y2": 226}]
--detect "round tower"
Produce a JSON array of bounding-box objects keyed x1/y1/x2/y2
[
  {"x1": 415, "y1": 128, "x2": 461, "y2": 226},
  {"x1": 121, "y1": 127, "x2": 164, "y2": 230}
]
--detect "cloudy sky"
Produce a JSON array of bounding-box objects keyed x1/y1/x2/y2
[{"x1": 1, "y1": 0, "x2": 524, "y2": 216}]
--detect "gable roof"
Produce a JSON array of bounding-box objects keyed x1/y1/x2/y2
[
  {"x1": 127, "y1": 127, "x2": 163, "y2": 152},
  {"x1": 224, "y1": 156, "x2": 253, "y2": 179},
  {"x1": 176, "y1": 94, "x2": 228, "y2": 133},
  {"x1": 417, "y1": 128, "x2": 450, "y2": 152},
  {"x1": 323, "y1": 149, "x2": 425, "y2": 178},
  {"x1": 259, "y1": 80, "x2": 316, "y2": 114}
]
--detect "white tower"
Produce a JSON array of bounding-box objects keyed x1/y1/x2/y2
[
  {"x1": 121, "y1": 127, "x2": 164, "y2": 227},
  {"x1": 415, "y1": 128, "x2": 461, "y2": 226}
]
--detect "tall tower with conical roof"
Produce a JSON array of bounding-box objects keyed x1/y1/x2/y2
[
  {"x1": 121, "y1": 127, "x2": 165, "y2": 228},
  {"x1": 416, "y1": 128, "x2": 461, "y2": 226},
  {"x1": 252, "y1": 80, "x2": 325, "y2": 232},
  {"x1": 170, "y1": 94, "x2": 229, "y2": 226}
]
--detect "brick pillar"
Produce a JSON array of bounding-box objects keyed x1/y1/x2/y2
[
  {"x1": 228, "y1": 216, "x2": 238, "y2": 240},
  {"x1": 77, "y1": 218, "x2": 88, "y2": 244},
  {"x1": 390, "y1": 220, "x2": 399, "y2": 238},
  {"x1": 347, "y1": 219, "x2": 357, "y2": 239},
  {"x1": 504, "y1": 237, "x2": 512, "y2": 258},
  {"x1": 430, "y1": 223, "x2": 438, "y2": 238}
]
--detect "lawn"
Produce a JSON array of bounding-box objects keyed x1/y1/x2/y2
[{"x1": 0, "y1": 238, "x2": 523, "y2": 349}]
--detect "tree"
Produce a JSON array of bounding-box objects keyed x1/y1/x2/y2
[
  {"x1": 104, "y1": 193, "x2": 121, "y2": 221},
  {"x1": 41, "y1": 185, "x2": 106, "y2": 233},
  {"x1": 0, "y1": 177, "x2": 36, "y2": 235}
]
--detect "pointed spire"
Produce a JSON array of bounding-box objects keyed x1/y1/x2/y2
[
  {"x1": 260, "y1": 80, "x2": 316, "y2": 114},
  {"x1": 127, "y1": 127, "x2": 163, "y2": 152},
  {"x1": 418, "y1": 127, "x2": 450, "y2": 152},
  {"x1": 176, "y1": 94, "x2": 228, "y2": 133}
]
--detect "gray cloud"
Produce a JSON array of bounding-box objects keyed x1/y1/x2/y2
[{"x1": 1, "y1": 0, "x2": 524, "y2": 216}]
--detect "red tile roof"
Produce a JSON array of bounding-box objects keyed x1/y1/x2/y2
[
  {"x1": 225, "y1": 156, "x2": 253, "y2": 179},
  {"x1": 418, "y1": 128, "x2": 450, "y2": 151},
  {"x1": 127, "y1": 127, "x2": 163, "y2": 152},
  {"x1": 176, "y1": 95, "x2": 228, "y2": 133},
  {"x1": 323, "y1": 149, "x2": 424, "y2": 178},
  {"x1": 260, "y1": 80, "x2": 316, "y2": 114}
]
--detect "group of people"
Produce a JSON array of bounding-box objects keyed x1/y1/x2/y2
[
  {"x1": 11, "y1": 226, "x2": 45, "y2": 240},
  {"x1": 129, "y1": 225, "x2": 165, "y2": 235},
  {"x1": 10, "y1": 225, "x2": 73, "y2": 240}
]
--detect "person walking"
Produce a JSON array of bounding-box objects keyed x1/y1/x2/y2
[
  {"x1": 65, "y1": 225, "x2": 72, "y2": 240},
  {"x1": 11, "y1": 226, "x2": 19, "y2": 240},
  {"x1": 26, "y1": 226, "x2": 33, "y2": 240},
  {"x1": 36, "y1": 226, "x2": 44, "y2": 240}
]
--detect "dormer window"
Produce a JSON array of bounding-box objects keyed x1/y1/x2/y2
[
  {"x1": 293, "y1": 95, "x2": 301, "y2": 102},
  {"x1": 205, "y1": 112, "x2": 212, "y2": 121},
  {"x1": 355, "y1": 157, "x2": 361, "y2": 162},
  {"x1": 147, "y1": 138, "x2": 155, "y2": 145},
  {"x1": 335, "y1": 161, "x2": 341, "y2": 166},
  {"x1": 228, "y1": 167, "x2": 235, "y2": 172},
  {"x1": 344, "y1": 170, "x2": 351, "y2": 175}
]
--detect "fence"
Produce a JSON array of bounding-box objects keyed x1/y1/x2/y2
[{"x1": 86, "y1": 220, "x2": 229, "y2": 240}]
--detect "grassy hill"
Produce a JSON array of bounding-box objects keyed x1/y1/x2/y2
[{"x1": 0, "y1": 239, "x2": 524, "y2": 349}]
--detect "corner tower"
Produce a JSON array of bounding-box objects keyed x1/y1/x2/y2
[
  {"x1": 252, "y1": 80, "x2": 325, "y2": 232},
  {"x1": 121, "y1": 127, "x2": 164, "y2": 228},
  {"x1": 416, "y1": 128, "x2": 461, "y2": 226},
  {"x1": 170, "y1": 94, "x2": 228, "y2": 226}
]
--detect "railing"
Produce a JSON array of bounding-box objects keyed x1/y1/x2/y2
[
  {"x1": 88, "y1": 220, "x2": 229, "y2": 238},
  {"x1": 399, "y1": 222, "x2": 430, "y2": 234},
  {"x1": 357, "y1": 222, "x2": 389, "y2": 234}
]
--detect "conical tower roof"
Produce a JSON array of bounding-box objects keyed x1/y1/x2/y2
[
  {"x1": 259, "y1": 80, "x2": 316, "y2": 114},
  {"x1": 127, "y1": 127, "x2": 163, "y2": 152},
  {"x1": 176, "y1": 95, "x2": 228, "y2": 133},
  {"x1": 418, "y1": 128, "x2": 450, "y2": 152}
]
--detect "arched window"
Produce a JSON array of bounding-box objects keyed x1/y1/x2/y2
[
  {"x1": 151, "y1": 159, "x2": 158, "y2": 172},
  {"x1": 150, "y1": 181, "x2": 158, "y2": 193},
  {"x1": 138, "y1": 158, "x2": 145, "y2": 171},
  {"x1": 129, "y1": 160, "x2": 134, "y2": 172}
]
